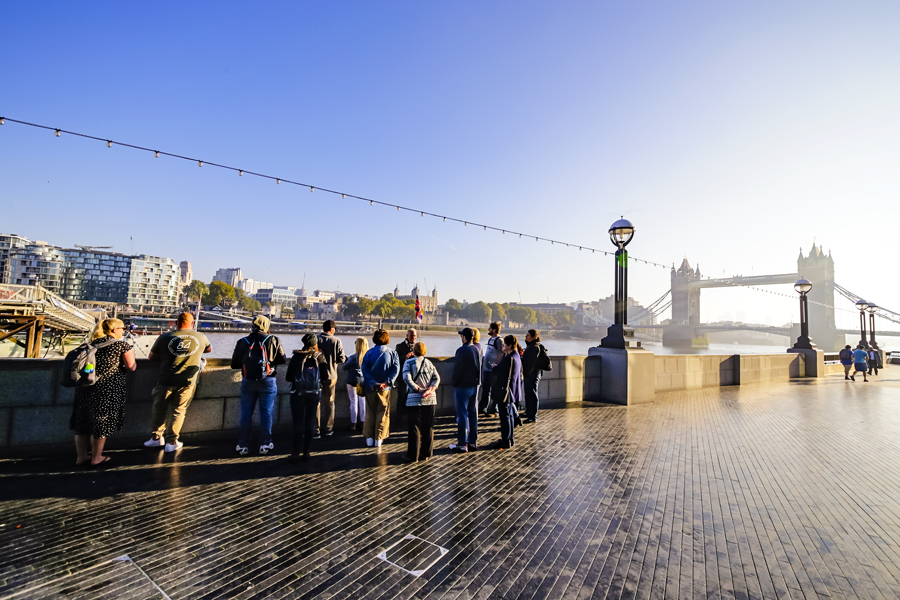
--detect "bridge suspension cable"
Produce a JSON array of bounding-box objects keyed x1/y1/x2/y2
[
  {"x1": 833, "y1": 282, "x2": 900, "y2": 326},
  {"x1": 1, "y1": 116, "x2": 677, "y2": 268}
]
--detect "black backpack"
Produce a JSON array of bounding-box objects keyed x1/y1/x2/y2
[
  {"x1": 538, "y1": 344, "x2": 553, "y2": 372},
  {"x1": 242, "y1": 335, "x2": 273, "y2": 380},
  {"x1": 293, "y1": 353, "x2": 322, "y2": 393}
]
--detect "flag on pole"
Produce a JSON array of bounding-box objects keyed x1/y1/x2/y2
[{"x1": 415, "y1": 295, "x2": 423, "y2": 323}]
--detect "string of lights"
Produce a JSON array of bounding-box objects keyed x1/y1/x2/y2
[
  {"x1": 694, "y1": 273, "x2": 861, "y2": 314},
  {"x1": 0, "y1": 117, "x2": 678, "y2": 267}
]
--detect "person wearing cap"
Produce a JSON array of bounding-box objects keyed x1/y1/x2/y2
[
  {"x1": 450, "y1": 327, "x2": 482, "y2": 453},
  {"x1": 286, "y1": 333, "x2": 330, "y2": 462},
  {"x1": 360, "y1": 329, "x2": 400, "y2": 447},
  {"x1": 144, "y1": 312, "x2": 212, "y2": 452},
  {"x1": 316, "y1": 320, "x2": 346, "y2": 438},
  {"x1": 230, "y1": 315, "x2": 286, "y2": 455}
]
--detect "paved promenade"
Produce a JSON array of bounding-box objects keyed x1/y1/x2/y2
[{"x1": 1, "y1": 370, "x2": 899, "y2": 599}]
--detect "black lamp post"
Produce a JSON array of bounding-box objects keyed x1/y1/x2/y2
[
  {"x1": 856, "y1": 299, "x2": 870, "y2": 349},
  {"x1": 866, "y1": 303, "x2": 878, "y2": 349},
  {"x1": 600, "y1": 218, "x2": 637, "y2": 349},
  {"x1": 791, "y1": 278, "x2": 815, "y2": 350}
]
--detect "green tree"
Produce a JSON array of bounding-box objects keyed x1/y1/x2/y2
[
  {"x1": 203, "y1": 280, "x2": 236, "y2": 306},
  {"x1": 465, "y1": 301, "x2": 492, "y2": 322},
  {"x1": 183, "y1": 280, "x2": 208, "y2": 301},
  {"x1": 239, "y1": 296, "x2": 261, "y2": 312},
  {"x1": 444, "y1": 298, "x2": 463, "y2": 317},
  {"x1": 508, "y1": 306, "x2": 537, "y2": 326},
  {"x1": 381, "y1": 293, "x2": 396, "y2": 301},
  {"x1": 373, "y1": 299, "x2": 393, "y2": 318},
  {"x1": 342, "y1": 301, "x2": 362, "y2": 318},
  {"x1": 488, "y1": 302, "x2": 506, "y2": 321},
  {"x1": 555, "y1": 309, "x2": 575, "y2": 327},
  {"x1": 393, "y1": 305, "x2": 415, "y2": 320},
  {"x1": 358, "y1": 298, "x2": 375, "y2": 316},
  {"x1": 535, "y1": 310, "x2": 556, "y2": 326}
]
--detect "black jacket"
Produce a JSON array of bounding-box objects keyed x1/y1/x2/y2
[
  {"x1": 522, "y1": 340, "x2": 547, "y2": 379},
  {"x1": 396, "y1": 339, "x2": 415, "y2": 398},
  {"x1": 286, "y1": 349, "x2": 331, "y2": 391},
  {"x1": 230, "y1": 332, "x2": 287, "y2": 376},
  {"x1": 452, "y1": 342, "x2": 482, "y2": 388}
]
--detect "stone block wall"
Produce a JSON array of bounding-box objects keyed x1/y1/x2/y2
[
  {"x1": 0, "y1": 355, "x2": 601, "y2": 450},
  {"x1": 736, "y1": 353, "x2": 804, "y2": 384},
  {"x1": 655, "y1": 355, "x2": 737, "y2": 392}
]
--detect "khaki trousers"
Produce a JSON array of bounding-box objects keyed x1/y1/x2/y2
[
  {"x1": 363, "y1": 388, "x2": 391, "y2": 440},
  {"x1": 150, "y1": 381, "x2": 197, "y2": 444}
]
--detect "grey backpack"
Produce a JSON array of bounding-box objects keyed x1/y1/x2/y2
[{"x1": 61, "y1": 338, "x2": 119, "y2": 387}]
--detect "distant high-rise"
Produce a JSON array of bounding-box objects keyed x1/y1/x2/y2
[
  {"x1": 0, "y1": 233, "x2": 32, "y2": 284},
  {"x1": 213, "y1": 267, "x2": 242, "y2": 288},
  {"x1": 179, "y1": 261, "x2": 192, "y2": 285}
]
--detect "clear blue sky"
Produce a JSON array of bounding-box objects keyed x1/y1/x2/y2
[{"x1": 2, "y1": 1, "x2": 899, "y2": 327}]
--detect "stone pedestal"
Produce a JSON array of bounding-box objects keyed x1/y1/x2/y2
[
  {"x1": 787, "y1": 348, "x2": 825, "y2": 377},
  {"x1": 588, "y1": 346, "x2": 655, "y2": 405}
]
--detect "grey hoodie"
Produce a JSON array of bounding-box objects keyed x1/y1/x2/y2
[{"x1": 317, "y1": 332, "x2": 346, "y2": 381}]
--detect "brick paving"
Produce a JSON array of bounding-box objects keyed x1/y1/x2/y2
[{"x1": 1, "y1": 370, "x2": 900, "y2": 599}]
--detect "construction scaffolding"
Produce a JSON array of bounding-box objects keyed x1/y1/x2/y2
[{"x1": 0, "y1": 284, "x2": 98, "y2": 358}]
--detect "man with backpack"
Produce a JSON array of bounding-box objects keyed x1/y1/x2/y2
[
  {"x1": 522, "y1": 329, "x2": 552, "y2": 423},
  {"x1": 230, "y1": 315, "x2": 286, "y2": 455},
  {"x1": 316, "y1": 320, "x2": 346, "y2": 438},
  {"x1": 286, "y1": 333, "x2": 330, "y2": 462},
  {"x1": 479, "y1": 322, "x2": 503, "y2": 418},
  {"x1": 144, "y1": 312, "x2": 211, "y2": 452}
]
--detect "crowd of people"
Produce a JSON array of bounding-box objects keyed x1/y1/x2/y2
[
  {"x1": 838, "y1": 343, "x2": 883, "y2": 382},
  {"x1": 67, "y1": 315, "x2": 553, "y2": 466}
]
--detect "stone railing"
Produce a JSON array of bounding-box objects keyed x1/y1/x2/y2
[{"x1": 0, "y1": 355, "x2": 601, "y2": 450}]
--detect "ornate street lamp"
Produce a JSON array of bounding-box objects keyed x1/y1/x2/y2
[
  {"x1": 856, "y1": 299, "x2": 870, "y2": 349},
  {"x1": 600, "y1": 218, "x2": 637, "y2": 349},
  {"x1": 866, "y1": 303, "x2": 878, "y2": 349},
  {"x1": 791, "y1": 279, "x2": 815, "y2": 349}
]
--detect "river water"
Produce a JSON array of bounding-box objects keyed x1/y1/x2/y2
[{"x1": 126, "y1": 331, "x2": 854, "y2": 360}]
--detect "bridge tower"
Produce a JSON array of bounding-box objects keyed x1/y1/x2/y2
[
  {"x1": 797, "y1": 244, "x2": 838, "y2": 350},
  {"x1": 671, "y1": 258, "x2": 701, "y2": 326}
]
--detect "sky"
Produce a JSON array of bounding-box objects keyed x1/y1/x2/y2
[{"x1": 2, "y1": 1, "x2": 899, "y2": 328}]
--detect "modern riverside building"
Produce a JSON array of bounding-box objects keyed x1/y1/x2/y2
[
  {"x1": 213, "y1": 267, "x2": 243, "y2": 288},
  {"x1": 255, "y1": 287, "x2": 298, "y2": 308},
  {"x1": 0, "y1": 233, "x2": 32, "y2": 283},
  {"x1": 1, "y1": 234, "x2": 181, "y2": 311}
]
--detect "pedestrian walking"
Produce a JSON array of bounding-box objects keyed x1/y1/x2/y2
[
  {"x1": 851, "y1": 345, "x2": 869, "y2": 382},
  {"x1": 231, "y1": 315, "x2": 286, "y2": 455},
  {"x1": 868, "y1": 347, "x2": 880, "y2": 376},
  {"x1": 286, "y1": 333, "x2": 329, "y2": 462},
  {"x1": 70, "y1": 318, "x2": 137, "y2": 467},
  {"x1": 317, "y1": 320, "x2": 346, "y2": 438},
  {"x1": 395, "y1": 328, "x2": 417, "y2": 417},
  {"x1": 401, "y1": 341, "x2": 440, "y2": 462},
  {"x1": 838, "y1": 345, "x2": 853, "y2": 380},
  {"x1": 479, "y1": 322, "x2": 503, "y2": 417},
  {"x1": 450, "y1": 327, "x2": 481, "y2": 453},
  {"x1": 522, "y1": 329, "x2": 552, "y2": 423},
  {"x1": 491, "y1": 334, "x2": 524, "y2": 449},
  {"x1": 361, "y1": 329, "x2": 400, "y2": 448},
  {"x1": 342, "y1": 337, "x2": 368, "y2": 432},
  {"x1": 144, "y1": 312, "x2": 211, "y2": 452}
]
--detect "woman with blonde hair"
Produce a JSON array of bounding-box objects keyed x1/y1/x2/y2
[
  {"x1": 342, "y1": 336, "x2": 369, "y2": 432},
  {"x1": 71, "y1": 318, "x2": 136, "y2": 467}
]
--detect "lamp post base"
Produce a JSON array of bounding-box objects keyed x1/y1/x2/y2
[
  {"x1": 600, "y1": 324, "x2": 641, "y2": 349},
  {"x1": 791, "y1": 335, "x2": 816, "y2": 351}
]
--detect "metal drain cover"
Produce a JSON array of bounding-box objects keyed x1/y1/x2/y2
[{"x1": 376, "y1": 534, "x2": 448, "y2": 577}]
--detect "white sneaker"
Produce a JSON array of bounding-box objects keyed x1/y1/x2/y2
[
  {"x1": 143, "y1": 437, "x2": 164, "y2": 448},
  {"x1": 374, "y1": 439, "x2": 382, "y2": 447},
  {"x1": 164, "y1": 441, "x2": 183, "y2": 453},
  {"x1": 236, "y1": 445, "x2": 249, "y2": 456},
  {"x1": 259, "y1": 442, "x2": 274, "y2": 455},
  {"x1": 366, "y1": 438, "x2": 374, "y2": 447}
]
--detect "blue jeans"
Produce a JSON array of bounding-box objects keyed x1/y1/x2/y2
[
  {"x1": 524, "y1": 373, "x2": 541, "y2": 420},
  {"x1": 498, "y1": 401, "x2": 515, "y2": 446},
  {"x1": 239, "y1": 377, "x2": 278, "y2": 447},
  {"x1": 453, "y1": 386, "x2": 479, "y2": 447}
]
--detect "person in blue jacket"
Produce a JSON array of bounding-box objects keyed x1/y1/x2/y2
[
  {"x1": 851, "y1": 345, "x2": 869, "y2": 382},
  {"x1": 361, "y1": 329, "x2": 400, "y2": 448}
]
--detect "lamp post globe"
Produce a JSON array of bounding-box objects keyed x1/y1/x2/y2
[
  {"x1": 791, "y1": 279, "x2": 814, "y2": 350},
  {"x1": 866, "y1": 303, "x2": 877, "y2": 314},
  {"x1": 600, "y1": 218, "x2": 637, "y2": 349},
  {"x1": 608, "y1": 218, "x2": 635, "y2": 249},
  {"x1": 856, "y1": 300, "x2": 870, "y2": 349},
  {"x1": 794, "y1": 279, "x2": 812, "y2": 295}
]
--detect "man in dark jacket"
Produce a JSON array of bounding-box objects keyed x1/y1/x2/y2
[
  {"x1": 230, "y1": 315, "x2": 286, "y2": 455},
  {"x1": 450, "y1": 327, "x2": 482, "y2": 453},
  {"x1": 316, "y1": 320, "x2": 346, "y2": 437},
  {"x1": 395, "y1": 328, "x2": 417, "y2": 415},
  {"x1": 286, "y1": 333, "x2": 331, "y2": 462},
  {"x1": 521, "y1": 330, "x2": 548, "y2": 423}
]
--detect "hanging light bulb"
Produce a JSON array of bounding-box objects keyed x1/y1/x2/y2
[
  {"x1": 198, "y1": 161, "x2": 203, "y2": 167},
  {"x1": 0, "y1": 117, "x2": 5, "y2": 125},
  {"x1": 396, "y1": 206, "x2": 400, "y2": 211},
  {"x1": 369, "y1": 200, "x2": 373, "y2": 205},
  {"x1": 276, "y1": 179, "x2": 280, "y2": 184},
  {"x1": 238, "y1": 170, "x2": 243, "y2": 176},
  {"x1": 154, "y1": 151, "x2": 159, "y2": 158},
  {"x1": 502, "y1": 230, "x2": 505, "y2": 234},
  {"x1": 483, "y1": 226, "x2": 487, "y2": 231},
  {"x1": 310, "y1": 186, "x2": 314, "y2": 192},
  {"x1": 443, "y1": 217, "x2": 446, "y2": 222},
  {"x1": 106, "y1": 140, "x2": 112, "y2": 148},
  {"x1": 54, "y1": 129, "x2": 61, "y2": 137},
  {"x1": 341, "y1": 194, "x2": 345, "y2": 199},
  {"x1": 421, "y1": 212, "x2": 424, "y2": 217},
  {"x1": 519, "y1": 234, "x2": 522, "y2": 238},
  {"x1": 464, "y1": 222, "x2": 467, "y2": 226}
]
